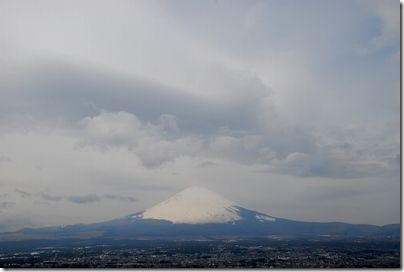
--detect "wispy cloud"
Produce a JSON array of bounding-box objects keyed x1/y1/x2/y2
[
  {"x1": 0, "y1": 155, "x2": 12, "y2": 164},
  {"x1": 103, "y1": 194, "x2": 136, "y2": 203},
  {"x1": 68, "y1": 194, "x2": 100, "y2": 204},
  {"x1": 39, "y1": 192, "x2": 63, "y2": 202},
  {"x1": 15, "y1": 189, "x2": 31, "y2": 198},
  {"x1": 67, "y1": 193, "x2": 136, "y2": 204},
  {"x1": 0, "y1": 201, "x2": 16, "y2": 209}
]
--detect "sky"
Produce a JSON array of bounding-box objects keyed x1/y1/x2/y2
[{"x1": 0, "y1": 0, "x2": 400, "y2": 232}]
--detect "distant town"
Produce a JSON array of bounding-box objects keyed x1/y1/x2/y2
[{"x1": 0, "y1": 237, "x2": 399, "y2": 268}]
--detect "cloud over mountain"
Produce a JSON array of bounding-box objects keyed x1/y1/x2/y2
[{"x1": 0, "y1": 0, "x2": 399, "y2": 232}]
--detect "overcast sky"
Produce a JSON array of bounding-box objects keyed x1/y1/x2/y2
[{"x1": 0, "y1": 0, "x2": 400, "y2": 232}]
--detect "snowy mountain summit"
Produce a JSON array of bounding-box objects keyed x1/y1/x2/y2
[{"x1": 141, "y1": 186, "x2": 244, "y2": 224}]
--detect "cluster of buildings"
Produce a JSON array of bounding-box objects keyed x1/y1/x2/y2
[{"x1": 0, "y1": 239, "x2": 399, "y2": 268}]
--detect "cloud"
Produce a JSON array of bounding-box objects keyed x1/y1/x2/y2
[
  {"x1": 266, "y1": 124, "x2": 399, "y2": 179},
  {"x1": 2, "y1": 55, "x2": 395, "y2": 177},
  {"x1": 0, "y1": 201, "x2": 16, "y2": 209},
  {"x1": 0, "y1": 155, "x2": 12, "y2": 164},
  {"x1": 75, "y1": 110, "x2": 297, "y2": 169},
  {"x1": 302, "y1": 181, "x2": 373, "y2": 201},
  {"x1": 39, "y1": 192, "x2": 62, "y2": 202},
  {"x1": 270, "y1": 151, "x2": 392, "y2": 179},
  {"x1": 208, "y1": 134, "x2": 275, "y2": 164},
  {"x1": 68, "y1": 194, "x2": 100, "y2": 204},
  {"x1": 0, "y1": 0, "x2": 399, "y2": 228},
  {"x1": 0, "y1": 58, "x2": 273, "y2": 139},
  {"x1": 158, "y1": 114, "x2": 179, "y2": 135},
  {"x1": 198, "y1": 161, "x2": 218, "y2": 168},
  {"x1": 357, "y1": 0, "x2": 399, "y2": 54},
  {"x1": 77, "y1": 111, "x2": 203, "y2": 167},
  {"x1": 67, "y1": 193, "x2": 136, "y2": 204},
  {"x1": 72, "y1": 106, "x2": 399, "y2": 180},
  {"x1": 103, "y1": 194, "x2": 136, "y2": 203},
  {"x1": 15, "y1": 189, "x2": 31, "y2": 198},
  {"x1": 0, "y1": 193, "x2": 8, "y2": 198},
  {"x1": 270, "y1": 152, "x2": 312, "y2": 177},
  {"x1": 78, "y1": 111, "x2": 142, "y2": 150}
]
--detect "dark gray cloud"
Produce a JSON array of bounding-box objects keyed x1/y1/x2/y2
[
  {"x1": 15, "y1": 189, "x2": 31, "y2": 198},
  {"x1": 103, "y1": 194, "x2": 136, "y2": 203},
  {"x1": 39, "y1": 192, "x2": 62, "y2": 202},
  {"x1": 0, "y1": 201, "x2": 16, "y2": 209},
  {"x1": 68, "y1": 193, "x2": 136, "y2": 204},
  {"x1": 0, "y1": 60, "x2": 268, "y2": 136},
  {"x1": 68, "y1": 194, "x2": 100, "y2": 204}
]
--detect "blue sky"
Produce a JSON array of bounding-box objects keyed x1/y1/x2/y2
[{"x1": 0, "y1": 0, "x2": 400, "y2": 231}]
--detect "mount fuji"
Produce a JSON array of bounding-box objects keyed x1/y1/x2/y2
[
  {"x1": 0, "y1": 187, "x2": 399, "y2": 243},
  {"x1": 141, "y1": 186, "x2": 274, "y2": 224}
]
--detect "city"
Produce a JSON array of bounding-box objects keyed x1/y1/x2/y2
[{"x1": 1, "y1": 237, "x2": 399, "y2": 268}]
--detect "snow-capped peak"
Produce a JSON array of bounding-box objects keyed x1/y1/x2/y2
[{"x1": 141, "y1": 186, "x2": 241, "y2": 224}]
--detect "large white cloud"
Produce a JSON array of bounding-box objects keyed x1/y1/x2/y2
[{"x1": 77, "y1": 111, "x2": 203, "y2": 167}]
